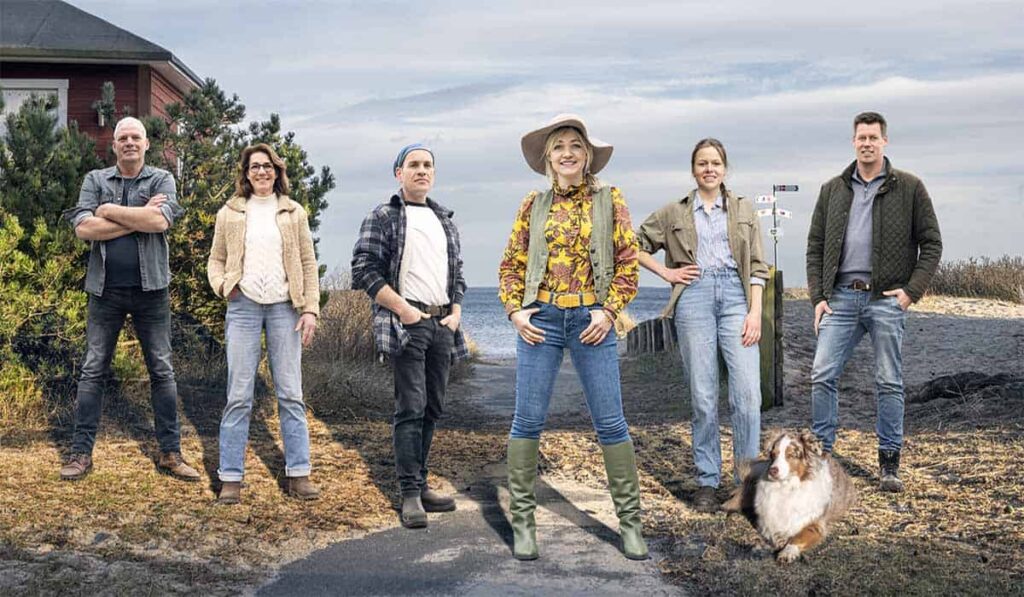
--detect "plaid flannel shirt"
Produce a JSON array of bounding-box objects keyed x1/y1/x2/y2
[{"x1": 351, "y1": 193, "x2": 469, "y2": 360}]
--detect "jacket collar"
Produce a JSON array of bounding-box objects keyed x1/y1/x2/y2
[
  {"x1": 103, "y1": 164, "x2": 157, "y2": 180},
  {"x1": 389, "y1": 192, "x2": 454, "y2": 218},
  {"x1": 842, "y1": 157, "x2": 895, "y2": 188},
  {"x1": 226, "y1": 194, "x2": 299, "y2": 213},
  {"x1": 680, "y1": 187, "x2": 735, "y2": 211}
]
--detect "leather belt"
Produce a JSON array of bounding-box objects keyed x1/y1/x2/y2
[
  {"x1": 407, "y1": 300, "x2": 452, "y2": 317},
  {"x1": 848, "y1": 279, "x2": 872, "y2": 291},
  {"x1": 536, "y1": 289, "x2": 598, "y2": 309}
]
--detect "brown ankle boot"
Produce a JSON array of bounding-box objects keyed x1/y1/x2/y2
[
  {"x1": 288, "y1": 476, "x2": 320, "y2": 500},
  {"x1": 157, "y1": 451, "x2": 201, "y2": 482},
  {"x1": 218, "y1": 481, "x2": 241, "y2": 505},
  {"x1": 60, "y1": 453, "x2": 93, "y2": 481}
]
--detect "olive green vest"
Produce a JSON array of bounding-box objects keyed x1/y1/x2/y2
[{"x1": 521, "y1": 185, "x2": 615, "y2": 308}]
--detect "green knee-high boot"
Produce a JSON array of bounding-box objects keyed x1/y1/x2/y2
[
  {"x1": 602, "y1": 439, "x2": 650, "y2": 560},
  {"x1": 507, "y1": 438, "x2": 540, "y2": 560}
]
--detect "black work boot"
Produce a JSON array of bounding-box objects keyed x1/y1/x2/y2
[{"x1": 878, "y1": 449, "x2": 904, "y2": 493}]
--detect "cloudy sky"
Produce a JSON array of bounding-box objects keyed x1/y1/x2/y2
[{"x1": 72, "y1": 0, "x2": 1023, "y2": 287}]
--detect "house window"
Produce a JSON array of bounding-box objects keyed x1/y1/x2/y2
[{"x1": 0, "y1": 78, "x2": 70, "y2": 135}]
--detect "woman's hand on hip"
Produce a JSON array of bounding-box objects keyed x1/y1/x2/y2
[
  {"x1": 295, "y1": 313, "x2": 317, "y2": 346},
  {"x1": 662, "y1": 264, "x2": 701, "y2": 285},
  {"x1": 580, "y1": 309, "x2": 613, "y2": 345},
  {"x1": 510, "y1": 308, "x2": 544, "y2": 345},
  {"x1": 741, "y1": 310, "x2": 761, "y2": 347}
]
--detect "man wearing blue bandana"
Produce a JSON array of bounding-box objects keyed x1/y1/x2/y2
[{"x1": 352, "y1": 144, "x2": 468, "y2": 528}]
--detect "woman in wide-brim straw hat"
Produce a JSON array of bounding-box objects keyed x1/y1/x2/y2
[{"x1": 497, "y1": 113, "x2": 648, "y2": 561}]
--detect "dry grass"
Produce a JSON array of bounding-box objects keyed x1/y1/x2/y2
[
  {"x1": 3, "y1": 290, "x2": 1021, "y2": 594},
  {"x1": 785, "y1": 255, "x2": 1024, "y2": 304},
  {"x1": 0, "y1": 415, "x2": 501, "y2": 594},
  {"x1": 931, "y1": 256, "x2": 1024, "y2": 304}
]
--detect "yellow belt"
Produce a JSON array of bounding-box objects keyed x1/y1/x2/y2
[{"x1": 536, "y1": 289, "x2": 598, "y2": 309}]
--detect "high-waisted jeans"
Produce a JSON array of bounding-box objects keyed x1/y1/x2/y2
[
  {"x1": 674, "y1": 268, "x2": 761, "y2": 488},
  {"x1": 218, "y1": 294, "x2": 311, "y2": 482},
  {"x1": 510, "y1": 302, "x2": 631, "y2": 446}
]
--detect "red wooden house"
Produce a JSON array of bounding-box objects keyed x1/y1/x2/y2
[{"x1": 0, "y1": 0, "x2": 201, "y2": 153}]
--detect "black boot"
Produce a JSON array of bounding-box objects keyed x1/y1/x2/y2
[{"x1": 878, "y1": 449, "x2": 904, "y2": 493}]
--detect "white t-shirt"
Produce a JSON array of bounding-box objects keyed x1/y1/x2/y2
[
  {"x1": 399, "y1": 203, "x2": 449, "y2": 306},
  {"x1": 238, "y1": 194, "x2": 290, "y2": 304}
]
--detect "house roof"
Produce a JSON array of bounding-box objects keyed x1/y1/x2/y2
[{"x1": 1, "y1": 0, "x2": 202, "y2": 91}]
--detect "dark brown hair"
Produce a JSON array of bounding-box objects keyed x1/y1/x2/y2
[
  {"x1": 853, "y1": 111, "x2": 887, "y2": 137},
  {"x1": 690, "y1": 138, "x2": 729, "y2": 171},
  {"x1": 236, "y1": 143, "x2": 290, "y2": 198}
]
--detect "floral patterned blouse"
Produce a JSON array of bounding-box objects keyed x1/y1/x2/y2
[{"x1": 498, "y1": 182, "x2": 640, "y2": 317}]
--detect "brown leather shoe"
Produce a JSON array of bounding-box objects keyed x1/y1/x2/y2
[
  {"x1": 287, "y1": 476, "x2": 320, "y2": 500},
  {"x1": 60, "y1": 453, "x2": 93, "y2": 481},
  {"x1": 157, "y1": 451, "x2": 201, "y2": 482},
  {"x1": 218, "y1": 481, "x2": 241, "y2": 505}
]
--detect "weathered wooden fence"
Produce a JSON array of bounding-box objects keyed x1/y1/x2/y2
[{"x1": 625, "y1": 268, "x2": 784, "y2": 410}]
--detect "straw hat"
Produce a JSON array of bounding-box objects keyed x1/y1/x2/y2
[{"x1": 520, "y1": 113, "x2": 613, "y2": 175}]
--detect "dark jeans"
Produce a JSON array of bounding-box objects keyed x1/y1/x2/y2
[
  {"x1": 70, "y1": 287, "x2": 180, "y2": 455},
  {"x1": 392, "y1": 317, "x2": 454, "y2": 496}
]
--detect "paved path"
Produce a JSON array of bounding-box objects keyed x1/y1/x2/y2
[
  {"x1": 259, "y1": 463, "x2": 678, "y2": 597},
  {"x1": 259, "y1": 359, "x2": 682, "y2": 596}
]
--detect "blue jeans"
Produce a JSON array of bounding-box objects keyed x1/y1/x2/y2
[
  {"x1": 218, "y1": 295, "x2": 311, "y2": 482},
  {"x1": 510, "y1": 302, "x2": 631, "y2": 445},
  {"x1": 674, "y1": 268, "x2": 761, "y2": 488},
  {"x1": 71, "y1": 287, "x2": 180, "y2": 455},
  {"x1": 811, "y1": 287, "x2": 907, "y2": 453}
]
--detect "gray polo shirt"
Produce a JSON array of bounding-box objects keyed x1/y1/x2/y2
[
  {"x1": 837, "y1": 165, "x2": 887, "y2": 286},
  {"x1": 64, "y1": 165, "x2": 182, "y2": 295}
]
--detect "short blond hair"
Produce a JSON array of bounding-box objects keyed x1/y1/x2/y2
[{"x1": 113, "y1": 116, "x2": 147, "y2": 139}]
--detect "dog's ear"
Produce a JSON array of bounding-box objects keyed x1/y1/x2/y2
[
  {"x1": 799, "y1": 430, "x2": 823, "y2": 457},
  {"x1": 762, "y1": 429, "x2": 784, "y2": 456}
]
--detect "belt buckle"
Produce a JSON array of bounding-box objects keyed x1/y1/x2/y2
[
  {"x1": 555, "y1": 294, "x2": 580, "y2": 308},
  {"x1": 850, "y1": 279, "x2": 871, "y2": 291}
]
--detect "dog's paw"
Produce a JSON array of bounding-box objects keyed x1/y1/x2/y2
[{"x1": 776, "y1": 544, "x2": 801, "y2": 564}]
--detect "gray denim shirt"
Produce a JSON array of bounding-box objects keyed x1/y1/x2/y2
[{"x1": 64, "y1": 165, "x2": 182, "y2": 295}]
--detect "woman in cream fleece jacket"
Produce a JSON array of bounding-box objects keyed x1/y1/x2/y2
[{"x1": 207, "y1": 143, "x2": 320, "y2": 505}]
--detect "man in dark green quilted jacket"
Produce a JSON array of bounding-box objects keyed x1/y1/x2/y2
[{"x1": 806, "y1": 111, "x2": 942, "y2": 493}]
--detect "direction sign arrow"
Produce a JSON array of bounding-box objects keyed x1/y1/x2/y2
[
  {"x1": 756, "y1": 195, "x2": 776, "y2": 203},
  {"x1": 775, "y1": 209, "x2": 792, "y2": 218},
  {"x1": 774, "y1": 185, "x2": 799, "y2": 192},
  {"x1": 756, "y1": 208, "x2": 774, "y2": 217}
]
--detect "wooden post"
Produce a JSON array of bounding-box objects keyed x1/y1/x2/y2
[{"x1": 759, "y1": 267, "x2": 784, "y2": 409}]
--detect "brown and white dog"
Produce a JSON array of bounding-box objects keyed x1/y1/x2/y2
[{"x1": 722, "y1": 430, "x2": 856, "y2": 563}]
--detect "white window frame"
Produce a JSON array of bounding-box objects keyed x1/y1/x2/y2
[{"x1": 0, "y1": 78, "x2": 71, "y2": 131}]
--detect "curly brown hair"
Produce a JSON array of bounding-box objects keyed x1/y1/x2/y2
[{"x1": 235, "y1": 143, "x2": 291, "y2": 198}]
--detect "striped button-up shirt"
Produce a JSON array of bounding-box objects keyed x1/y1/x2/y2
[{"x1": 694, "y1": 195, "x2": 765, "y2": 287}]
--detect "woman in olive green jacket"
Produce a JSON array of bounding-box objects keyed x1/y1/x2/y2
[{"x1": 637, "y1": 138, "x2": 768, "y2": 513}]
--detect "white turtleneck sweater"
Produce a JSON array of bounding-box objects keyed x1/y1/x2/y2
[{"x1": 238, "y1": 193, "x2": 290, "y2": 304}]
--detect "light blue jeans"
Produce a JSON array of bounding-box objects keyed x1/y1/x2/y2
[
  {"x1": 811, "y1": 287, "x2": 907, "y2": 453},
  {"x1": 218, "y1": 294, "x2": 311, "y2": 482},
  {"x1": 510, "y1": 302, "x2": 631, "y2": 445},
  {"x1": 674, "y1": 268, "x2": 761, "y2": 488}
]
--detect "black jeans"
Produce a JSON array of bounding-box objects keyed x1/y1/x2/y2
[
  {"x1": 392, "y1": 317, "x2": 454, "y2": 496},
  {"x1": 71, "y1": 287, "x2": 180, "y2": 455}
]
